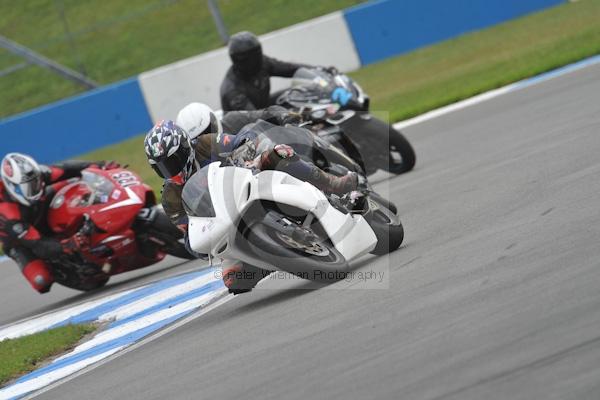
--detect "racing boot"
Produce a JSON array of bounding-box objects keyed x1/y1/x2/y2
[
  {"x1": 221, "y1": 261, "x2": 272, "y2": 295},
  {"x1": 259, "y1": 144, "x2": 359, "y2": 196},
  {"x1": 307, "y1": 166, "x2": 359, "y2": 196},
  {"x1": 10, "y1": 248, "x2": 54, "y2": 294}
]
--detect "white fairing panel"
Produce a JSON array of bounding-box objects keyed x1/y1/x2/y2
[{"x1": 187, "y1": 163, "x2": 377, "y2": 267}]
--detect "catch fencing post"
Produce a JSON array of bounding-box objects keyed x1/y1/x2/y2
[
  {"x1": 0, "y1": 35, "x2": 98, "y2": 89},
  {"x1": 207, "y1": 0, "x2": 230, "y2": 44}
]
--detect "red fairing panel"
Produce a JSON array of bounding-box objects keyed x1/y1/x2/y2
[{"x1": 47, "y1": 168, "x2": 149, "y2": 236}]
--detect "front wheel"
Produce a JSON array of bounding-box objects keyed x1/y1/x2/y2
[
  {"x1": 243, "y1": 220, "x2": 350, "y2": 282},
  {"x1": 340, "y1": 115, "x2": 416, "y2": 175},
  {"x1": 365, "y1": 198, "x2": 404, "y2": 255},
  {"x1": 386, "y1": 127, "x2": 416, "y2": 174}
]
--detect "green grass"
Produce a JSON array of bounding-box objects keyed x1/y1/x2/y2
[
  {"x1": 75, "y1": 0, "x2": 600, "y2": 197},
  {"x1": 0, "y1": 324, "x2": 96, "y2": 385},
  {"x1": 0, "y1": 0, "x2": 364, "y2": 118},
  {"x1": 350, "y1": 0, "x2": 600, "y2": 122},
  {"x1": 83, "y1": 134, "x2": 164, "y2": 196}
]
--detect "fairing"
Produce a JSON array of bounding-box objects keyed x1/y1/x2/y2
[{"x1": 47, "y1": 167, "x2": 161, "y2": 275}]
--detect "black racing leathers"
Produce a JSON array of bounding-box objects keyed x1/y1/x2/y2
[
  {"x1": 220, "y1": 56, "x2": 311, "y2": 111},
  {"x1": 221, "y1": 105, "x2": 296, "y2": 134}
]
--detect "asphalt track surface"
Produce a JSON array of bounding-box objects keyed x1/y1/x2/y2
[
  {"x1": 0, "y1": 256, "x2": 203, "y2": 327},
  {"x1": 4, "y1": 63, "x2": 600, "y2": 399}
]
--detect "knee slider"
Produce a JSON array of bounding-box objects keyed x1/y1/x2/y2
[{"x1": 273, "y1": 144, "x2": 295, "y2": 159}]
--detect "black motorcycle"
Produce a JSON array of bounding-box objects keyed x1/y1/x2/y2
[{"x1": 275, "y1": 68, "x2": 416, "y2": 175}]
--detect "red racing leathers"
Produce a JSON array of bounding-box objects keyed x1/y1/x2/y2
[{"x1": 0, "y1": 160, "x2": 103, "y2": 293}]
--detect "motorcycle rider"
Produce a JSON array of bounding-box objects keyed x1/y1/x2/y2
[
  {"x1": 220, "y1": 31, "x2": 337, "y2": 111},
  {"x1": 176, "y1": 102, "x2": 302, "y2": 138},
  {"x1": 144, "y1": 119, "x2": 357, "y2": 293},
  {"x1": 0, "y1": 153, "x2": 119, "y2": 293}
]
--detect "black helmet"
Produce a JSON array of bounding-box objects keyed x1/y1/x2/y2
[
  {"x1": 144, "y1": 120, "x2": 194, "y2": 179},
  {"x1": 228, "y1": 31, "x2": 263, "y2": 77}
]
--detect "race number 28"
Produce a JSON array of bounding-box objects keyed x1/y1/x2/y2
[{"x1": 113, "y1": 172, "x2": 140, "y2": 188}]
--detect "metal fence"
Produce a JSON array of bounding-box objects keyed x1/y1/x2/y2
[
  {"x1": 0, "y1": 0, "x2": 365, "y2": 119},
  {"x1": 0, "y1": 0, "x2": 228, "y2": 85}
]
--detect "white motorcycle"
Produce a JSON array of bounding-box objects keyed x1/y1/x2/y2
[{"x1": 183, "y1": 161, "x2": 403, "y2": 281}]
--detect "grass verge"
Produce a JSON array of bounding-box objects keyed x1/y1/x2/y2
[
  {"x1": 0, "y1": 323, "x2": 97, "y2": 386},
  {"x1": 83, "y1": 134, "x2": 164, "y2": 196},
  {"x1": 350, "y1": 0, "x2": 600, "y2": 122},
  {"x1": 74, "y1": 0, "x2": 600, "y2": 196},
  {"x1": 0, "y1": 0, "x2": 364, "y2": 118}
]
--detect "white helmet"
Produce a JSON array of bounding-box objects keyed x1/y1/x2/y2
[
  {"x1": 1, "y1": 153, "x2": 44, "y2": 206},
  {"x1": 176, "y1": 102, "x2": 222, "y2": 139}
]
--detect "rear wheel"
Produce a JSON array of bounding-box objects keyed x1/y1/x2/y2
[
  {"x1": 341, "y1": 115, "x2": 416, "y2": 175},
  {"x1": 368, "y1": 191, "x2": 398, "y2": 215},
  {"x1": 386, "y1": 127, "x2": 416, "y2": 174},
  {"x1": 243, "y1": 215, "x2": 350, "y2": 282}
]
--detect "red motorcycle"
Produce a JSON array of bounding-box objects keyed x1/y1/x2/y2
[{"x1": 47, "y1": 166, "x2": 192, "y2": 291}]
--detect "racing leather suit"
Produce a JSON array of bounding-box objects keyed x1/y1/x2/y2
[
  {"x1": 0, "y1": 160, "x2": 106, "y2": 293},
  {"x1": 161, "y1": 122, "x2": 356, "y2": 294},
  {"x1": 221, "y1": 105, "x2": 299, "y2": 135},
  {"x1": 220, "y1": 56, "x2": 312, "y2": 111}
]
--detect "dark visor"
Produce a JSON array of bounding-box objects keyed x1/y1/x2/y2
[{"x1": 152, "y1": 152, "x2": 187, "y2": 179}]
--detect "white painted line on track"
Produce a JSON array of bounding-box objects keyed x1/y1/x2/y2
[
  {"x1": 96, "y1": 272, "x2": 217, "y2": 321},
  {"x1": 0, "y1": 289, "x2": 137, "y2": 341},
  {"x1": 393, "y1": 54, "x2": 600, "y2": 130},
  {"x1": 54, "y1": 289, "x2": 225, "y2": 360},
  {"x1": 23, "y1": 292, "x2": 235, "y2": 400},
  {"x1": 3, "y1": 52, "x2": 600, "y2": 400},
  {"x1": 0, "y1": 266, "x2": 216, "y2": 341},
  {"x1": 0, "y1": 268, "x2": 226, "y2": 400}
]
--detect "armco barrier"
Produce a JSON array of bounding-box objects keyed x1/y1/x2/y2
[
  {"x1": 0, "y1": 78, "x2": 151, "y2": 163},
  {"x1": 343, "y1": 0, "x2": 566, "y2": 65}
]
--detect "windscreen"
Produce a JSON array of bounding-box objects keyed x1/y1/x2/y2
[
  {"x1": 182, "y1": 167, "x2": 216, "y2": 218},
  {"x1": 288, "y1": 68, "x2": 355, "y2": 107},
  {"x1": 80, "y1": 171, "x2": 115, "y2": 205},
  {"x1": 290, "y1": 68, "x2": 333, "y2": 92}
]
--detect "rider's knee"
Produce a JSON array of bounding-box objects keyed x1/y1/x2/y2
[{"x1": 273, "y1": 144, "x2": 295, "y2": 159}]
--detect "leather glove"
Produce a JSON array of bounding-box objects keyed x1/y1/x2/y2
[
  {"x1": 324, "y1": 66, "x2": 339, "y2": 75},
  {"x1": 96, "y1": 160, "x2": 121, "y2": 170},
  {"x1": 103, "y1": 160, "x2": 121, "y2": 170},
  {"x1": 61, "y1": 232, "x2": 90, "y2": 255}
]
